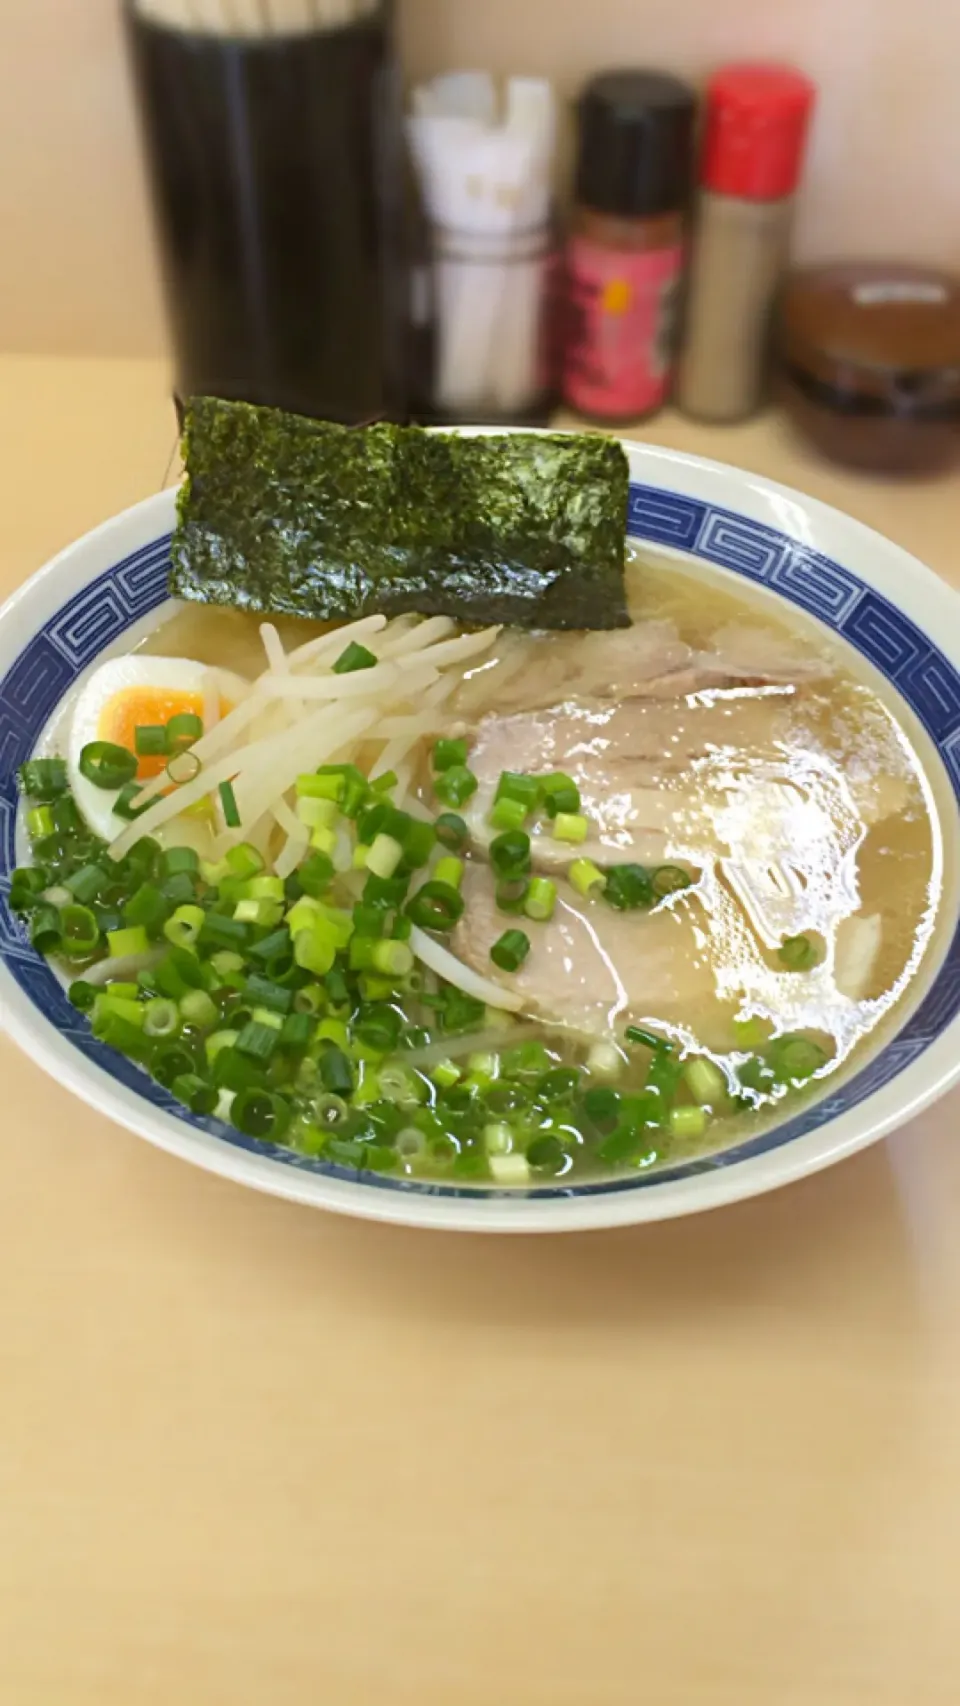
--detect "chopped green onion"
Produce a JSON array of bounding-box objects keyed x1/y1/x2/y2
[
  {"x1": 247, "y1": 875, "x2": 285, "y2": 903},
  {"x1": 768, "y1": 1035, "x2": 828, "y2": 1082},
  {"x1": 651, "y1": 865, "x2": 693, "y2": 898},
  {"x1": 489, "y1": 796, "x2": 529, "y2": 833},
  {"x1": 540, "y1": 772, "x2": 581, "y2": 817},
  {"x1": 59, "y1": 904, "x2": 100, "y2": 960},
  {"x1": 9, "y1": 865, "x2": 49, "y2": 911},
  {"x1": 112, "y1": 782, "x2": 150, "y2": 821},
  {"x1": 293, "y1": 928, "x2": 337, "y2": 977},
  {"x1": 161, "y1": 847, "x2": 199, "y2": 878},
  {"x1": 496, "y1": 771, "x2": 540, "y2": 811},
  {"x1": 430, "y1": 1059, "x2": 461, "y2": 1089},
  {"x1": 582, "y1": 1085, "x2": 621, "y2": 1128},
  {"x1": 68, "y1": 979, "x2": 99, "y2": 1013},
  {"x1": 377, "y1": 1062, "x2": 425, "y2": 1105},
  {"x1": 171, "y1": 1073, "x2": 219, "y2": 1117},
  {"x1": 433, "y1": 855, "x2": 464, "y2": 891},
  {"x1": 371, "y1": 939, "x2": 414, "y2": 977},
  {"x1": 143, "y1": 997, "x2": 181, "y2": 1039},
  {"x1": 94, "y1": 992, "x2": 146, "y2": 1031},
  {"x1": 371, "y1": 770, "x2": 398, "y2": 794},
  {"x1": 18, "y1": 757, "x2": 69, "y2": 801},
  {"x1": 161, "y1": 872, "x2": 198, "y2": 908},
  {"x1": 218, "y1": 780, "x2": 241, "y2": 829},
  {"x1": 135, "y1": 724, "x2": 168, "y2": 758},
  {"x1": 333, "y1": 641, "x2": 378, "y2": 674},
  {"x1": 778, "y1": 934, "x2": 819, "y2": 972},
  {"x1": 231, "y1": 897, "x2": 281, "y2": 928},
  {"x1": 166, "y1": 711, "x2": 203, "y2": 749},
  {"x1": 236, "y1": 1020, "x2": 280, "y2": 1061},
  {"x1": 296, "y1": 795, "x2": 339, "y2": 830},
  {"x1": 536, "y1": 1066, "x2": 579, "y2": 1102},
  {"x1": 107, "y1": 925, "x2": 150, "y2": 959},
  {"x1": 123, "y1": 883, "x2": 169, "y2": 933},
  {"x1": 319, "y1": 1045, "x2": 354, "y2": 1096},
  {"x1": 569, "y1": 858, "x2": 606, "y2": 897},
  {"x1": 366, "y1": 833, "x2": 403, "y2": 880},
  {"x1": 166, "y1": 750, "x2": 201, "y2": 786},
  {"x1": 495, "y1": 877, "x2": 529, "y2": 914},
  {"x1": 433, "y1": 737, "x2": 469, "y2": 772},
  {"x1": 402, "y1": 820, "x2": 437, "y2": 868},
  {"x1": 297, "y1": 770, "x2": 344, "y2": 802},
  {"x1": 65, "y1": 863, "x2": 109, "y2": 904},
  {"x1": 293, "y1": 984, "x2": 325, "y2": 1016},
  {"x1": 526, "y1": 1134, "x2": 566, "y2": 1170},
  {"x1": 489, "y1": 830, "x2": 531, "y2": 879},
  {"x1": 483, "y1": 1121, "x2": 512, "y2": 1156},
  {"x1": 405, "y1": 880, "x2": 465, "y2": 932},
  {"x1": 354, "y1": 1004, "x2": 403, "y2": 1052},
  {"x1": 552, "y1": 811, "x2": 588, "y2": 845},
  {"x1": 433, "y1": 764, "x2": 477, "y2": 809},
  {"x1": 604, "y1": 865, "x2": 653, "y2": 911},
  {"x1": 434, "y1": 812, "x2": 468, "y2": 852},
  {"x1": 733, "y1": 1016, "x2": 769, "y2": 1049},
  {"x1": 223, "y1": 842, "x2": 263, "y2": 880},
  {"x1": 279, "y1": 1012, "x2": 313, "y2": 1051},
  {"x1": 163, "y1": 904, "x2": 206, "y2": 949},
  {"x1": 231, "y1": 1088, "x2": 290, "y2": 1139},
  {"x1": 244, "y1": 973, "x2": 293, "y2": 1015},
  {"x1": 78, "y1": 741, "x2": 138, "y2": 791},
  {"x1": 670, "y1": 1106, "x2": 708, "y2": 1141},
  {"x1": 523, "y1": 877, "x2": 556, "y2": 922},
  {"x1": 199, "y1": 914, "x2": 251, "y2": 951},
  {"x1": 309, "y1": 825, "x2": 336, "y2": 857},
  {"x1": 490, "y1": 929, "x2": 530, "y2": 973},
  {"x1": 625, "y1": 1026, "x2": 667, "y2": 1051},
  {"x1": 297, "y1": 850, "x2": 335, "y2": 897},
  {"x1": 684, "y1": 1057, "x2": 727, "y2": 1106},
  {"x1": 26, "y1": 806, "x2": 55, "y2": 841},
  {"x1": 179, "y1": 989, "x2": 219, "y2": 1030}
]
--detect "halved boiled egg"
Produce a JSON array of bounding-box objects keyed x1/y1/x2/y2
[{"x1": 67, "y1": 656, "x2": 250, "y2": 841}]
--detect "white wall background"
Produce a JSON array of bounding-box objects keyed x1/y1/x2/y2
[{"x1": 1, "y1": 0, "x2": 957, "y2": 355}]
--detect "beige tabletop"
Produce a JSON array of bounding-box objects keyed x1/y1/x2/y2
[{"x1": 2, "y1": 355, "x2": 960, "y2": 1706}]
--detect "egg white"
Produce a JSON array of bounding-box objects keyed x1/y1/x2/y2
[{"x1": 66, "y1": 656, "x2": 250, "y2": 842}]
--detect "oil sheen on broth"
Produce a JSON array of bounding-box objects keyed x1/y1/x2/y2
[{"x1": 142, "y1": 547, "x2": 945, "y2": 1175}]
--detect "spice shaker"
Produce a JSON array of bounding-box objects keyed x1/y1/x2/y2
[
  {"x1": 778, "y1": 263, "x2": 960, "y2": 474},
  {"x1": 562, "y1": 71, "x2": 696, "y2": 423},
  {"x1": 677, "y1": 63, "x2": 815, "y2": 423}
]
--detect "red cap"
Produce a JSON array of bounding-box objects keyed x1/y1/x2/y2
[{"x1": 700, "y1": 63, "x2": 816, "y2": 200}]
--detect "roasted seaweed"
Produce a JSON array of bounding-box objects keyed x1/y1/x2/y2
[{"x1": 170, "y1": 398, "x2": 630, "y2": 630}]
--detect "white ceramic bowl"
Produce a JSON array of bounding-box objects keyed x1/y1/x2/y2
[{"x1": 2, "y1": 439, "x2": 960, "y2": 1232}]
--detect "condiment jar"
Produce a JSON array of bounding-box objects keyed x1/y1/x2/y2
[
  {"x1": 562, "y1": 71, "x2": 696, "y2": 423},
  {"x1": 778, "y1": 264, "x2": 960, "y2": 474},
  {"x1": 677, "y1": 62, "x2": 815, "y2": 423}
]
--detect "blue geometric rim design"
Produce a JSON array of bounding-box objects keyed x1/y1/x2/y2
[{"x1": 1, "y1": 488, "x2": 959, "y2": 1203}]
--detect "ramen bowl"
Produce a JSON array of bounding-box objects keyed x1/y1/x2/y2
[{"x1": 1, "y1": 438, "x2": 959, "y2": 1232}]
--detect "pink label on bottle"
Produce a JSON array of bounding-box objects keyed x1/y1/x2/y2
[{"x1": 563, "y1": 238, "x2": 683, "y2": 418}]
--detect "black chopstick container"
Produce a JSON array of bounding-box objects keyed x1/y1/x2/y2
[{"x1": 125, "y1": 0, "x2": 409, "y2": 424}]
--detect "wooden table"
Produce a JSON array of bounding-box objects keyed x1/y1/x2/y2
[{"x1": 2, "y1": 357, "x2": 960, "y2": 1706}]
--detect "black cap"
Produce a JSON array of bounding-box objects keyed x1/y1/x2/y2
[{"x1": 575, "y1": 71, "x2": 697, "y2": 218}]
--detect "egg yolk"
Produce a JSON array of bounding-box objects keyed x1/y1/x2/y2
[{"x1": 98, "y1": 688, "x2": 231, "y2": 779}]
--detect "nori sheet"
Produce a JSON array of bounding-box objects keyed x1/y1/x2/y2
[{"x1": 170, "y1": 398, "x2": 631, "y2": 631}]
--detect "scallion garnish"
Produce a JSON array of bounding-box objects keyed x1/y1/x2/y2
[
  {"x1": 333, "y1": 642, "x2": 378, "y2": 675},
  {"x1": 135, "y1": 725, "x2": 168, "y2": 758},
  {"x1": 166, "y1": 711, "x2": 203, "y2": 749},
  {"x1": 78, "y1": 741, "x2": 138, "y2": 791},
  {"x1": 433, "y1": 764, "x2": 477, "y2": 809},
  {"x1": 219, "y1": 779, "x2": 241, "y2": 828},
  {"x1": 490, "y1": 929, "x2": 530, "y2": 973}
]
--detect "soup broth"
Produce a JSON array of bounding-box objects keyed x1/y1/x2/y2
[{"x1": 18, "y1": 548, "x2": 946, "y2": 1187}]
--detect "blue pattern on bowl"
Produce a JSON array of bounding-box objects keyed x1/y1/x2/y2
[{"x1": 2, "y1": 491, "x2": 958, "y2": 1200}]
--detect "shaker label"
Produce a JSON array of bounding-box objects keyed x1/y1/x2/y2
[
  {"x1": 853, "y1": 281, "x2": 948, "y2": 307},
  {"x1": 563, "y1": 239, "x2": 684, "y2": 418}
]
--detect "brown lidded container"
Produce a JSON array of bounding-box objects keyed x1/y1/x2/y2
[{"x1": 777, "y1": 263, "x2": 960, "y2": 474}]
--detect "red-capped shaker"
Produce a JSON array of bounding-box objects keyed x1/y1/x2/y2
[{"x1": 678, "y1": 63, "x2": 816, "y2": 422}]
